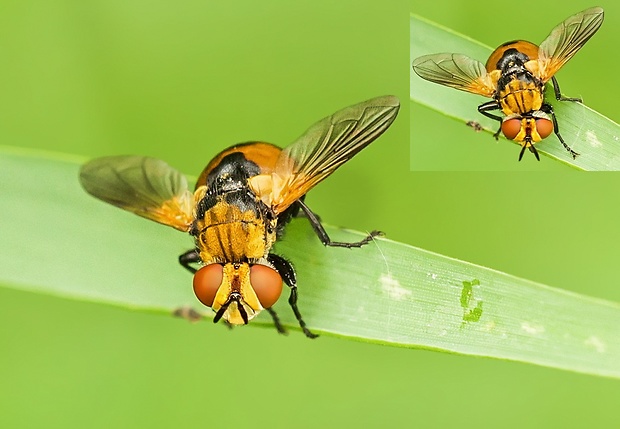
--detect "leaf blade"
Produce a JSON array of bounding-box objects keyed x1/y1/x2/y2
[{"x1": 2, "y1": 146, "x2": 620, "y2": 378}]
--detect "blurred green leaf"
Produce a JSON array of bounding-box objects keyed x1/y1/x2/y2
[
  {"x1": 410, "y1": 14, "x2": 620, "y2": 170},
  {"x1": 2, "y1": 146, "x2": 620, "y2": 378}
]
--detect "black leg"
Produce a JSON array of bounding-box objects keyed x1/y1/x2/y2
[
  {"x1": 288, "y1": 287, "x2": 319, "y2": 339},
  {"x1": 540, "y1": 103, "x2": 579, "y2": 159},
  {"x1": 268, "y1": 253, "x2": 297, "y2": 286},
  {"x1": 292, "y1": 201, "x2": 317, "y2": 220},
  {"x1": 268, "y1": 253, "x2": 318, "y2": 339},
  {"x1": 296, "y1": 200, "x2": 382, "y2": 248},
  {"x1": 551, "y1": 76, "x2": 582, "y2": 103},
  {"x1": 179, "y1": 249, "x2": 200, "y2": 274},
  {"x1": 266, "y1": 307, "x2": 287, "y2": 335},
  {"x1": 478, "y1": 101, "x2": 503, "y2": 140}
]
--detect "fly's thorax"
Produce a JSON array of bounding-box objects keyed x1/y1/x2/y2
[
  {"x1": 498, "y1": 78, "x2": 544, "y2": 116},
  {"x1": 196, "y1": 199, "x2": 277, "y2": 262},
  {"x1": 193, "y1": 193, "x2": 277, "y2": 263}
]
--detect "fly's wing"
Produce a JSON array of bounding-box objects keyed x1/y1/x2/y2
[
  {"x1": 537, "y1": 7, "x2": 604, "y2": 82},
  {"x1": 412, "y1": 53, "x2": 496, "y2": 97},
  {"x1": 79, "y1": 156, "x2": 194, "y2": 232},
  {"x1": 249, "y1": 95, "x2": 399, "y2": 214}
]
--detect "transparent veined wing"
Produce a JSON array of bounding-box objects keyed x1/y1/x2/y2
[
  {"x1": 412, "y1": 53, "x2": 496, "y2": 97},
  {"x1": 249, "y1": 95, "x2": 399, "y2": 213},
  {"x1": 537, "y1": 7, "x2": 604, "y2": 82},
  {"x1": 79, "y1": 156, "x2": 194, "y2": 232}
]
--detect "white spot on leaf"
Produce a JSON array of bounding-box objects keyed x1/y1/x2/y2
[
  {"x1": 521, "y1": 322, "x2": 545, "y2": 335},
  {"x1": 483, "y1": 321, "x2": 496, "y2": 332},
  {"x1": 380, "y1": 274, "x2": 411, "y2": 300},
  {"x1": 586, "y1": 130, "x2": 602, "y2": 148},
  {"x1": 585, "y1": 336, "x2": 606, "y2": 353}
]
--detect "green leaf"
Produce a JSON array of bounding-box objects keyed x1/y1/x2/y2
[
  {"x1": 410, "y1": 14, "x2": 620, "y2": 170},
  {"x1": 2, "y1": 145, "x2": 620, "y2": 379}
]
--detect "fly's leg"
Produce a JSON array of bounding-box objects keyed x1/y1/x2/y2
[
  {"x1": 297, "y1": 200, "x2": 381, "y2": 248},
  {"x1": 266, "y1": 307, "x2": 287, "y2": 335},
  {"x1": 478, "y1": 100, "x2": 503, "y2": 140},
  {"x1": 173, "y1": 250, "x2": 203, "y2": 321},
  {"x1": 268, "y1": 253, "x2": 318, "y2": 339},
  {"x1": 540, "y1": 103, "x2": 579, "y2": 159},
  {"x1": 551, "y1": 77, "x2": 582, "y2": 103},
  {"x1": 179, "y1": 249, "x2": 200, "y2": 274}
]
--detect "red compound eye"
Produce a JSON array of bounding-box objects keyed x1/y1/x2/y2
[
  {"x1": 250, "y1": 265, "x2": 283, "y2": 308},
  {"x1": 535, "y1": 118, "x2": 553, "y2": 139},
  {"x1": 193, "y1": 264, "x2": 224, "y2": 307},
  {"x1": 501, "y1": 118, "x2": 522, "y2": 140}
]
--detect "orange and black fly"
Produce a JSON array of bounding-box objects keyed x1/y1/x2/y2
[
  {"x1": 79, "y1": 95, "x2": 400, "y2": 337},
  {"x1": 413, "y1": 7, "x2": 604, "y2": 160}
]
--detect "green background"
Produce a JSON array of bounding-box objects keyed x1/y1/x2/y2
[
  {"x1": 410, "y1": 1, "x2": 619, "y2": 170},
  {"x1": 1, "y1": 0, "x2": 620, "y2": 428}
]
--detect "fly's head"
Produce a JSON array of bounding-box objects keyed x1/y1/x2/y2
[{"x1": 192, "y1": 261, "x2": 283, "y2": 325}]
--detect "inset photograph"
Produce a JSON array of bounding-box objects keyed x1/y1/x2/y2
[{"x1": 410, "y1": 3, "x2": 618, "y2": 170}]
